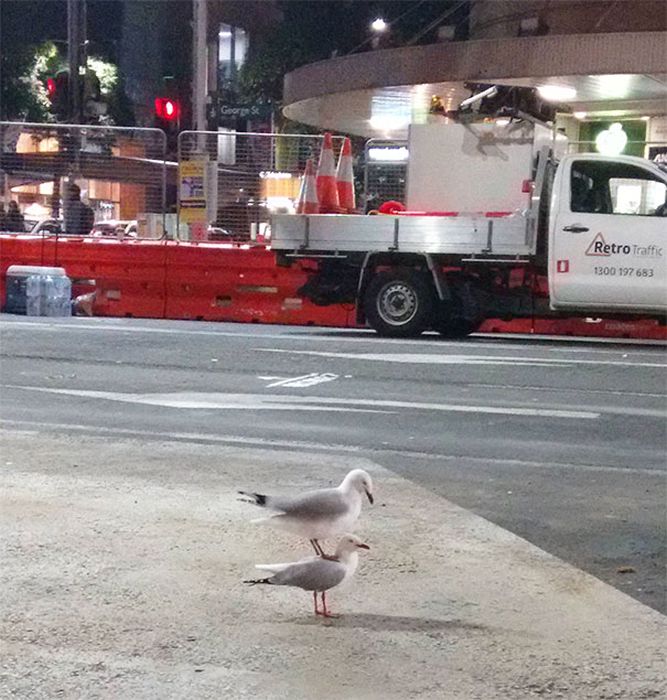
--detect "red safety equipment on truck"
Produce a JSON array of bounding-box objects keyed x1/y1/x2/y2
[{"x1": 377, "y1": 201, "x2": 406, "y2": 215}]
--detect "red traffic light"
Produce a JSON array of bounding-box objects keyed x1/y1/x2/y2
[
  {"x1": 46, "y1": 71, "x2": 70, "y2": 118},
  {"x1": 154, "y1": 97, "x2": 180, "y2": 122}
]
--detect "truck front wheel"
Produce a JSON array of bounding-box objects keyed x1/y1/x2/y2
[{"x1": 363, "y1": 270, "x2": 434, "y2": 337}]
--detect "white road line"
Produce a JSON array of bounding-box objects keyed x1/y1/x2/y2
[
  {"x1": 0, "y1": 418, "x2": 660, "y2": 475},
  {"x1": 258, "y1": 348, "x2": 667, "y2": 369},
  {"x1": 4, "y1": 385, "x2": 600, "y2": 419},
  {"x1": 471, "y1": 383, "x2": 667, "y2": 399},
  {"x1": 265, "y1": 372, "x2": 339, "y2": 388},
  {"x1": 264, "y1": 372, "x2": 319, "y2": 387},
  {"x1": 1, "y1": 318, "x2": 664, "y2": 356}
]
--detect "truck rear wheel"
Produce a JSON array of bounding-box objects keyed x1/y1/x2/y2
[
  {"x1": 363, "y1": 270, "x2": 434, "y2": 337},
  {"x1": 435, "y1": 315, "x2": 481, "y2": 338},
  {"x1": 435, "y1": 276, "x2": 484, "y2": 338}
]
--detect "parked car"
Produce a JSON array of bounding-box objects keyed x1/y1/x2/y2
[
  {"x1": 90, "y1": 220, "x2": 138, "y2": 238},
  {"x1": 30, "y1": 218, "x2": 64, "y2": 236},
  {"x1": 207, "y1": 225, "x2": 234, "y2": 240}
]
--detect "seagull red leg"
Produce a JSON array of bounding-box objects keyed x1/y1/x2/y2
[
  {"x1": 320, "y1": 591, "x2": 340, "y2": 618},
  {"x1": 312, "y1": 591, "x2": 320, "y2": 615}
]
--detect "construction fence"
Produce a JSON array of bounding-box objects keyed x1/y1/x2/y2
[
  {"x1": 0, "y1": 121, "x2": 167, "y2": 238},
  {"x1": 0, "y1": 122, "x2": 410, "y2": 242},
  {"x1": 2, "y1": 122, "x2": 666, "y2": 243},
  {"x1": 176, "y1": 130, "x2": 345, "y2": 241}
]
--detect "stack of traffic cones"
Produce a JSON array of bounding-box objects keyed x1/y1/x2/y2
[
  {"x1": 336, "y1": 137, "x2": 356, "y2": 213},
  {"x1": 316, "y1": 132, "x2": 340, "y2": 213},
  {"x1": 295, "y1": 158, "x2": 319, "y2": 214},
  {"x1": 295, "y1": 134, "x2": 356, "y2": 215}
]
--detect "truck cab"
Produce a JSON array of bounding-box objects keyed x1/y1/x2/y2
[{"x1": 549, "y1": 154, "x2": 666, "y2": 313}]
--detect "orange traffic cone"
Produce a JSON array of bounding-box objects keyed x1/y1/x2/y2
[
  {"x1": 296, "y1": 158, "x2": 319, "y2": 214},
  {"x1": 316, "y1": 132, "x2": 340, "y2": 213},
  {"x1": 336, "y1": 137, "x2": 355, "y2": 213}
]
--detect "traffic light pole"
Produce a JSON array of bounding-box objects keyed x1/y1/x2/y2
[
  {"x1": 67, "y1": 0, "x2": 85, "y2": 123},
  {"x1": 192, "y1": 0, "x2": 208, "y2": 133}
]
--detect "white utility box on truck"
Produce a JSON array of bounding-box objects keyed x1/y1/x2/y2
[{"x1": 272, "y1": 122, "x2": 666, "y2": 337}]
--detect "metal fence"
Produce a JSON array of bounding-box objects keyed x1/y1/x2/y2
[
  {"x1": 177, "y1": 130, "x2": 351, "y2": 241},
  {"x1": 363, "y1": 139, "x2": 409, "y2": 212},
  {"x1": 0, "y1": 121, "x2": 167, "y2": 238}
]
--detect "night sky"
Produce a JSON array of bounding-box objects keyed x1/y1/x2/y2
[
  {"x1": 2, "y1": 1, "x2": 467, "y2": 61},
  {"x1": 0, "y1": 0, "x2": 466, "y2": 124},
  {"x1": 2, "y1": 0, "x2": 125, "y2": 61}
]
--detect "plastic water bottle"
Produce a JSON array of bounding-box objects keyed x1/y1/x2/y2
[
  {"x1": 43, "y1": 275, "x2": 72, "y2": 317},
  {"x1": 55, "y1": 275, "x2": 72, "y2": 316},
  {"x1": 25, "y1": 275, "x2": 43, "y2": 316}
]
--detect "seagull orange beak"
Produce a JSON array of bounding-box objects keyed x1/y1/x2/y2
[{"x1": 365, "y1": 489, "x2": 374, "y2": 505}]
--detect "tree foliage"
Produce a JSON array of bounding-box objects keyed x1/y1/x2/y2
[
  {"x1": 2, "y1": 41, "x2": 63, "y2": 122},
  {"x1": 2, "y1": 40, "x2": 130, "y2": 125}
]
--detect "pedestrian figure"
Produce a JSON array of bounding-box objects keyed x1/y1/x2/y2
[
  {"x1": 5, "y1": 201, "x2": 25, "y2": 232},
  {"x1": 64, "y1": 184, "x2": 94, "y2": 236}
]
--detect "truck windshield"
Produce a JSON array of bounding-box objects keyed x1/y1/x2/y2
[{"x1": 571, "y1": 161, "x2": 666, "y2": 216}]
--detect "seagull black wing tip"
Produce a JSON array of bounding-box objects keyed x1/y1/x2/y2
[{"x1": 237, "y1": 491, "x2": 267, "y2": 506}]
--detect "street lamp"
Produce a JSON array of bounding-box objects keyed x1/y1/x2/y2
[
  {"x1": 370, "y1": 17, "x2": 388, "y2": 49},
  {"x1": 370, "y1": 17, "x2": 388, "y2": 33}
]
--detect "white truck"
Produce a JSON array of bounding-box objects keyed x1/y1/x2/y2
[{"x1": 272, "y1": 122, "x2": 666, "y2": 337}]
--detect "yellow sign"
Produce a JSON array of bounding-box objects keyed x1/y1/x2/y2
[{"x1": 179, "y1": 158, "x2": 208, "y2": 223}]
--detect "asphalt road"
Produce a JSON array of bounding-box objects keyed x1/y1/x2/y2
[{"x1": 1, "y1": 314, "x2": 665, "y2": 616}]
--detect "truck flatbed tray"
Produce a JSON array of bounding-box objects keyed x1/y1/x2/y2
[{"x1": 271, "y1": 214, "x2": 534, "y2": 257}]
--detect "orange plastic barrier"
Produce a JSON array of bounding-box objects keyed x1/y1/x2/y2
[
  {"x1": 0, "y1": 235, "x2": 49, "y2": 307},
  {"x1": 1, "y1": 234, "x2": 664, "y2": 339},
  {"x1": 0, "y1": 235, "x2": 167, "y2": 318},
  {"x1": 163, "y1": 241, "x2": 354, "y2": 327},
  {"x1": 53, "y1": 237, "x2": 167, "y2": 318}
]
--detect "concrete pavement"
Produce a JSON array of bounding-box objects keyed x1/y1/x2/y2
[
  {"x1": 1, "y1": 315, "x2": 665, "y2": 613},
  {"x1": 1, "y1": 430, "x2": 665, "y2": 699}
]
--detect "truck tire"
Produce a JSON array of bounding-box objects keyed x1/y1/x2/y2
[
  {"x1": 435, "y1": 276, "x2": 484, "y2": 338},
  {"x1": 435, "y1": 315, "x2": 481, "y2": 338},
  {"x1": 363, "y1": 270, "x2": 434, "y2": 337}
]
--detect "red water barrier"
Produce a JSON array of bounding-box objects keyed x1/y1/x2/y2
[
  {"x1": 0, "y1": 235, "x2": 49, "y2": 307},
  {"x1": 55, "y1": 236, "x2": 167, "y2": 319},
  {"x1": 479, "y1": 316, "x2": 666, "y2": 340},
  {"x1": 163, "y1": 241, "x2": 354, "y2": 327},
  {"x1": 1, "y1": 234, "x2": 664, "y2": 339},
  {"x1": 0, "y1": 235, "x2": 167, "y2": 319}
]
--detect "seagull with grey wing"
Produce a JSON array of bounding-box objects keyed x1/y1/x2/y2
[
  {"x1": 238, "y1": 469, "x2": 374, "y2": 556},
  {"x1": 244, "y1": 533, "x2": 370, "y2": 617}
]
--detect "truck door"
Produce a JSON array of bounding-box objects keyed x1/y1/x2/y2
[{"x1": 550, "y1": 157, "x2": 667, "y2": 312}]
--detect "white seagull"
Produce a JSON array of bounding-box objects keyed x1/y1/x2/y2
[
  {"x1": 244, "y1": 534, "x2": 370, "y2": 617},
  {"x1": 238, "y1": 469, "x2": 374, "y2": 555}
]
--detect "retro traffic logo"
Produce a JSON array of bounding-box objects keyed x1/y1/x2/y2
[{"x1": 585, "y1": 233, "x2": 662, "y2": 258}]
